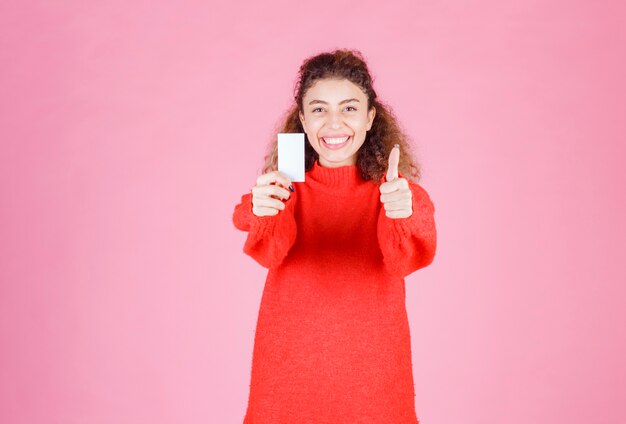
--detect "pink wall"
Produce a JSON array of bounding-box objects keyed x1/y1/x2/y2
[{"x1": 1, "y1": 1, "x2": 624, "y2": 423}]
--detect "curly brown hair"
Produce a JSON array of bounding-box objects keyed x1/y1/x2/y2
[{"x1": 262, "y1": 48, "x2": 422, "y2": 183}]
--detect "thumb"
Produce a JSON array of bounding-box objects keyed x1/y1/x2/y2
[{"x1": 385, "y1": 144, "x2": 400, "y2": 182}]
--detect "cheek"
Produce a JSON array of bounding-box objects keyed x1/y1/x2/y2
[
  {"x1": 306, "y1": 121, "x2": 324, "y2": 137},
  {"x1": 347, "y1": 115, "x2": 369, "y2": 130}
]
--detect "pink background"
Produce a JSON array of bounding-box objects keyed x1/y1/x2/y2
[{"x1": 1, "y1": 1, "x2": 625, "y2": 423}]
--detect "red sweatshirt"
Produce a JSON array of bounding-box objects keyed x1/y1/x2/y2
[{"x1": 233, "y1": 160, "x2": 437, "y2": 423}]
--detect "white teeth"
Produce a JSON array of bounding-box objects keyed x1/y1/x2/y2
[{"x1": 323, "y1": 136, "x2": 349, "y2": 144}]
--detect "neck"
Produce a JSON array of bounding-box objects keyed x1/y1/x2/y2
[{"x1": 318, "y1": 157, "x2": 357, "y2": 168}]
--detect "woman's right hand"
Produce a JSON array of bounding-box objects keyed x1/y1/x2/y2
[{"x1": 251, "y1": 171, "x2": 294, "y2": 217}]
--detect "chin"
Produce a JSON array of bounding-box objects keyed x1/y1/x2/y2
[{"x1": 320, "y1": 155, "x2": 355, "y2": 167}]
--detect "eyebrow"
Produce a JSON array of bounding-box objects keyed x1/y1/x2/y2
[{"x1": 308, "y1": 98, "x2": 360, "y2": 106}]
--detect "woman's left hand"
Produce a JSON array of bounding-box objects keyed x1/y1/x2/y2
[{"x1": 379, "y1": 145, "x2": 413, "y2": 219}]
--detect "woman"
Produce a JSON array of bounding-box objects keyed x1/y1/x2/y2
[{"x1": 233, "y1": 49, "x2": 437, "y2": 423}]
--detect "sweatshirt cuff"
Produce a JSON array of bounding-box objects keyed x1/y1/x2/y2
[
  {"x1": 378, "y1": 191, "x2": 425, "y2": 243},
  {"x1": 248, "y1": 204, "x2": 291, "y2": 238},
  {"x1": 233, "y1": 191, "x2": 297, "y2": 237}
]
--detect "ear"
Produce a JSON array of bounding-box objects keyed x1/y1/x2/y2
[
  {"x1": 299, "y1": 110, "x2": 306, "y2": 130},
  {"x1": 366, "y1": 106, "x2": 376, "y2": 131}
]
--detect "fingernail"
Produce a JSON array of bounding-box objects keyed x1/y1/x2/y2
[
  {"x1": 394, "y1": 143, "x2": 400, "y2": 148},
  {"x1": 289, "y1": 185, "x2": 295, "y2": 192}
]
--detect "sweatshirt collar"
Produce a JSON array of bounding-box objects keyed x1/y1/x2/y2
[{"x1": 306, "y1": 160, "x2": 366, "y2": 188}]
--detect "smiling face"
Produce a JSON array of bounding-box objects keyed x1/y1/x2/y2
[{"x1": 299, "y1": 78, "x2": 376, "y2": 168}]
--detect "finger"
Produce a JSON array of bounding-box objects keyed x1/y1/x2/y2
[
  {"x1": 253, "y1": 184, "x2": 291, "y2": 200},
  {"x1": 256, "y1": 171, "x2": 293, "y2": 190},
  {"x1": 383, "y1": 199, "x2": 413, "y2": 211},
  {"x1": 379, "y1": 179, "x2": 402, "y2": 194},
  {"x1": 385, "y1": 144, "x2": 400, "y2": 182},
  {"x1": 379, "y1": 177, "x2": 409, "y2": 194},
  {"x1": 385, "y1": 209, "x2": 412, "y2": 219},
  {"x1": 253, "y1": 197, "x2": 286, "y2": 210},
  {"x1": 380, "y1": 188, "x2": 411, "y2": 204},
  {"x1": 252, "y1": 206, "x2": 279, "y2": 217},
  {"x1": 379, "y1": 181, "x2": 396, "y2": 195}
]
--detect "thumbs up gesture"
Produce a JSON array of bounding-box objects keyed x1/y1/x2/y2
[{"x1": 379, "y1": 144, "x2": 413, "y2": 219}]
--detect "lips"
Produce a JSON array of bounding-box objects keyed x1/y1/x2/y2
[
  {"x1": 322, "y1": 134, "x2": 351, "y2": 138},
  {"x1": 322, "y1": 136, "x2": 349, "y2": 143},
  {"x1": 321, "y1": 136, "x2": 351, "y2": 150}
]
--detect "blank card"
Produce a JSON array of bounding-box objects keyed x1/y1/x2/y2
[{"x1": 277, "y1": 133, "x2": 305, "y2": 182}]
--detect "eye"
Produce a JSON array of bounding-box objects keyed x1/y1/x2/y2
[
  {"x1": 312, "y1": 107, "x2": 323, "y2": 113},
  {"x1": 345, "y1": 106, "x2": 357, "y2": 111}
]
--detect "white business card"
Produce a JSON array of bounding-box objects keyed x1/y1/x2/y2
[{"x1": 277, "y1": 133, "x2": 305, "y2": 182}]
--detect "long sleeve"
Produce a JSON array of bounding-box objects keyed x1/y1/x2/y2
[
  {"x1": 377, "y1": 180, "x2": 437, "y2": 278},
  {"x1": 232, "y1": 190, "x2": 298, "y2": 269}
]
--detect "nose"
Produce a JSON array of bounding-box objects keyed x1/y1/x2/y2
[{"x1": 328, "y1": 111, "x2": 342, "y2": 129}]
